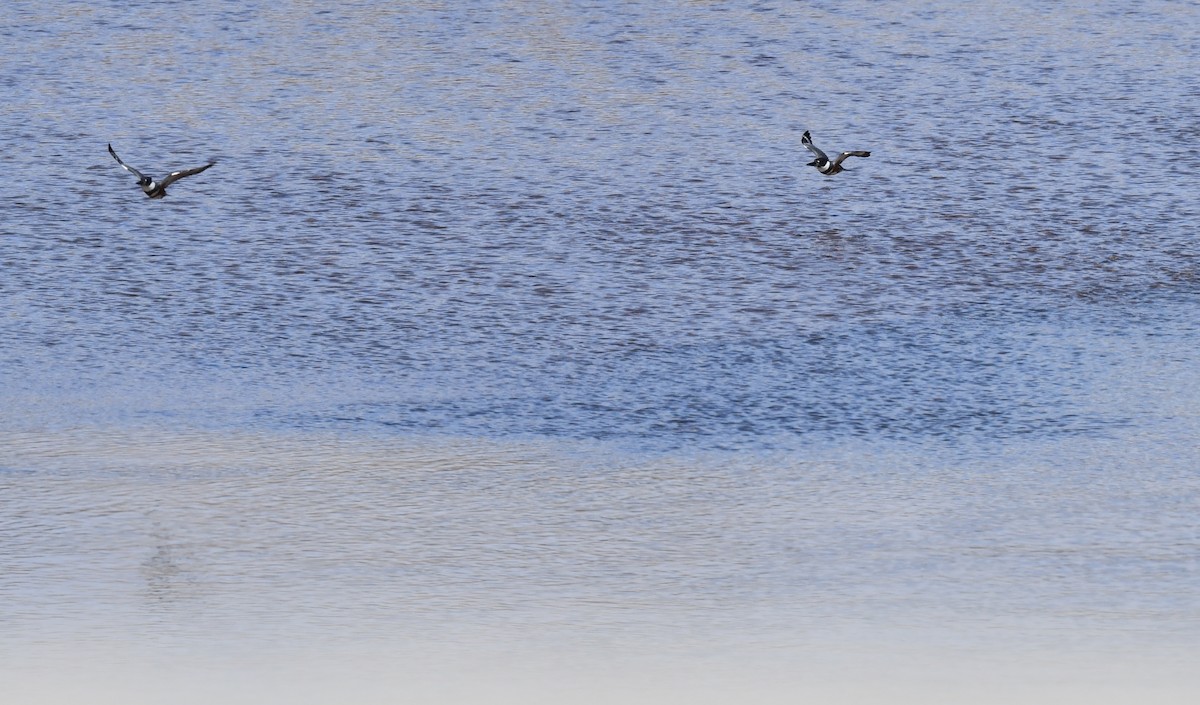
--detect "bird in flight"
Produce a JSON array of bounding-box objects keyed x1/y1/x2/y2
[
  {"x1": 801, "y1": 131, "x2": 870, "y2": 175},
  {"x1": 107, "y1": 143, "x2": 215, "y2": 198}
]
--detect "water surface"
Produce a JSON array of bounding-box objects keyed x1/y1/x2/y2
[{"x1": 2, "y1": 1, "x2": 1199, "y2": 702}]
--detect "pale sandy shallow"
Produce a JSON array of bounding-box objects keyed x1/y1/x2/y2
[
  {"x1": 3, "y1": 426, "x2": 1199, "y2": 704},
  {"x1": 6, "y1": 653, "x2": 1200, "y2": 705}
]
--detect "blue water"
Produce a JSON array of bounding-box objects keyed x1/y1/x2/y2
[
  {"x1": 3, "y1": 0, "x2": 1197, "y2": 451},
  {"x1": 2, "y1": 1, "x2": 1200, "y2": 702}
]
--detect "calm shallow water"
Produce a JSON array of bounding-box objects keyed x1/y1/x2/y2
[{"x1": 2, "y1": 1, "x2": 1200, "y2": 702}]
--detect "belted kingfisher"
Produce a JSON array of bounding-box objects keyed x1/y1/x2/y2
[
  {"x1": 107, "y1": 143, "x2": 214, "y2": 198},
  {"x1": 801, "y1": 131, "x2": 870, "y2": 175}
]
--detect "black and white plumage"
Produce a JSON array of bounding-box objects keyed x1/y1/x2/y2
[
  {"x1": 801, "y1": 131, "x2": 870, "y2": 176},
  {"x1": 107, "y1": 143, "x2": 214, "y2": 199}
]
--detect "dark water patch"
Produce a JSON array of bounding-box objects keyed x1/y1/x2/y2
[{"x1": 265, "y1": 317, "x2": 1132, "y2": 451}]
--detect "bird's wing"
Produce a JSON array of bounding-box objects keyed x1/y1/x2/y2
[
  {"x1": 159, "y1": 162, "x2": 215, "y2": 188},
  {"x1": 801, "y1": 131, "x2": 828, "y2": 161},
  {"x1": 107, "y1": 143, "x2": 146, "y2": 180},
  {"x1": 831, "y1": 151, "x2": 871, "y2": 167}
]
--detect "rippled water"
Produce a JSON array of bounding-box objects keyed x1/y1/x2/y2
[{"x1": 3, "y1": 1, "x2": 1200, "y2": 702}]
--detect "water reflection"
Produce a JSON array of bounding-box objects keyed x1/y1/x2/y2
[{"x1": 3, "y1": 425, "x2": 1200, "y2": 702}]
